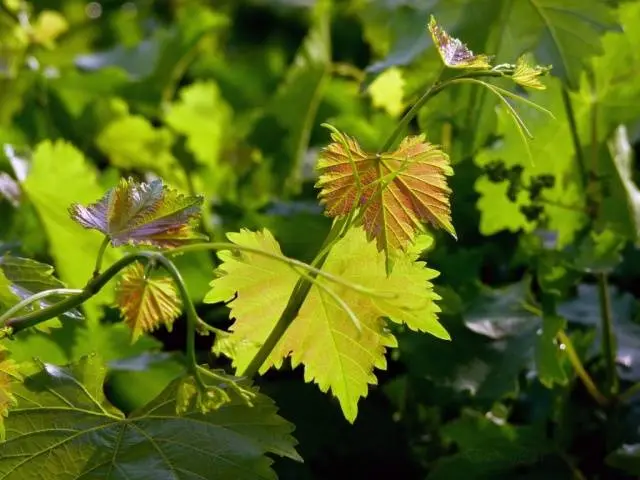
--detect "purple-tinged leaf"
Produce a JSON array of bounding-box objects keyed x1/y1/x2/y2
[{"x1": 69, "y1": 177, "x2": 206, "y2": 247}]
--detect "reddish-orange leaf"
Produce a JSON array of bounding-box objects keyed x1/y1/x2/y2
[
  {"x1": 316, "y1": 129, "x2": 455, "y2": 255},
  {"x1": 115, "y1": 262, "x2": 182, "y2": 342}
]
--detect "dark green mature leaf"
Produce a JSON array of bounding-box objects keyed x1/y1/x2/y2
[
  {"x1": 536, "y1": 310, "x2": 567, "y2": 388},
  {"x1": 0, "y1": 356, "x2": 300, "y2": 479},
  {"x1": 606, "y1": 444, "x2": 640, "y2": 476},
  {"x1": 248, "y1": 2, "x2": 331, "y2": 194},
  {"x1": 400, "y1": 281, "x2": 539, "y2": 401},
  {"x1": 428, "y1": 410, "x2": 554, "y2": 479},
  {"x1": 558, "y1": 284, "x2": 639, "y2": 381}
]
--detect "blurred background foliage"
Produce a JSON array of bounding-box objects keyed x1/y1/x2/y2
[{"x1": 2, "y1": 0, "x2": 640, "y2": 478}]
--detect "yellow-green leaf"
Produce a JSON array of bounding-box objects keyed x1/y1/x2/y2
[
  {"x1": 115, "y1": 262, "x2": 182, "y2": 343},
  {"x1": 22, "y1": 141, "x2": 121, "y2": 320},
  {"x1": 0, "y1": 344, "x2": 21, "y2": 440},
  {"x1": 205, "y1": 227, "x2": 446, "y2": 422},
  {"x1": 368, "y1": 67, "x2": 405, "y2": 117}
]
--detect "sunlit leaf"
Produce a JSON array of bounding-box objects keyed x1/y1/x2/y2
[
  {"x1": 428, "y1": 15, "x2": 491, "y2": 70},
  {"x1": 475, "y1": 79, "x2": 587, "y2": 246},
  {"x1": 31, "y1": 10, "x2": 68, "y2": 47},
  {"x1": 0, "y1": 356, "x2": 300, "y2": 479},
  {"x1": 511, "y1": 55, "x2": 550, "y2": 90},
  {"x1": 96, "y1": 114, "x2": 183, "y2": 185},
  {"x1": 316, "y1": 128, "x2": 455, "y2": 262},
  {"x1": 69, "y1": 177, "x2": 206, "y2": 248},
  {"x1": 165, "y1": 81, "x2": 232, "y2": 166},
  {"x1": 205, "y1": 227, "x2": 446, "y2": 422},
  {"x1": 115, "y1": 261, "x2": 182, "y2": 343},
  {"x1": 368, "y1": 67, "x2": 405, "y2": 117},
  {"x1": 22, "y1": 141, "x2": 121, "y2": 320},
  {"x1": 0, "y1": 344, "x2": 21, "y2": 441}
]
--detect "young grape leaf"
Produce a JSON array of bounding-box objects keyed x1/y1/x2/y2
[
  {"x1": 316, "y1": 128, "x2": 455, "y2": 261},
  {"x1": 22, "y1": 140, "x2": 122, "y2": 321},
  {"x1": 115, "y1": 261, "x2": 182, "y2": 342},
  {"x1": 512, "y1": 56, "x2": 550, "y2": 91},
  {"x1": 205, "y1": 227, "x2": 447, "y2": 422},
  {"x1": 69, "y1": 177, "x2": 206, "y2": 247},
  {"x1": 428, "y1": 15, "x2": 492, "y2": 69},
  {"x1": 0, "y1": 255, "x2": 83, "y2": 325},
  {"x1": 0, "y1": 344, "x2": 21, "y2": 441},
  {"x1": 0, "y1": 356, "x2": 300, "y2": 479}
]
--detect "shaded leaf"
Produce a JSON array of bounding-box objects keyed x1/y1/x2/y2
[
  {"x1": 0, "y1": 356, "x2": 300, "y2": 479},
  {"x1": 0, "y1": 255, "x2": 83, "y2": 324},
  {"x1": 69, "y1": 177, "x2": 206, "y2": 248},
  {"x1": 205, "y1": 227, "x2": 446, "y2": 422},
  {"x1": 428, "y1": 409, "x2": 553, "y2": 479},
  {"x1": 248, "y1": 2, "x2": 331, "y2": 193},
  {"x1": 536, "y1": 311, "x2": 568, "y2": 388},
  {"x1": 316, "y1": 129, "x2": 455, "y2": 262},
  {"x1": 115, "y1": 261, "x2": 182, "y2": 342},
  {"x1": 428, "y1": 15, "x2": 491, "y2": 69},
  {"x1": 558, "y1": 284, "x2": 639, "y2": 381},
  {"x1": 606, "y1": 443, "x2": 640, "y2": 476}
]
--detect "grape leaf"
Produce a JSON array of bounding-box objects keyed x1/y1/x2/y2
[
  {"x1": 21, "y1": 141, "x2": 121, "y2": 320},
  {"x1": 316, "y1": 129, "x2": 455, "y2": 261},
  {"x1": 69, "y1": 177, "x2": 206, "y2": 248},
  {"x1": 0, "y1": 255, "x2": 83, "y2": 324},
  {"x1": 115, "y1": 261, "x2": 182, "y2": 342},
  {"x1": 428, "y1": 15, "x2": 491, "y2": 69},
  {"x1": 475, "y1": 79, "x2": 587, "y2": 246},
  {"x1": 368, "y1": 67, "x2": 406, "y2": 117},
  {"x1": 96, "y1": 114, "x2": 185, "y2": 186},
  {"x1": 0, "y1": 344, "x2": 20, "y2": 441},
  {"x1": 204, "y1": 227, "x2": 446, "y2": 422},
  {"x1": 428, "y1": 409, "x2": 553, "y2": 479},
  {"x1": 0, "y1": 356, "x2": 300, "y2": 479},
  {"x1": 165, "y1": 81, "x2": 232, "y2": 166}
]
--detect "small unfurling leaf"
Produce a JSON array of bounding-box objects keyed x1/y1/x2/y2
[
  {"x1": 428, "y1": 15, "x2": 492, "y2": 70},
  {"x1": 69, "y1": 177, "x2": 206, "y2": 248},
  {"x1": 115, "y1": 262, "x2": 182, "y2": 342},
  {"x1": 512, "y1": 56, "x2": 551, "y2": 90},
  {"x1": 316, "y1": 128, "x2": 455, "y2": 263}
]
